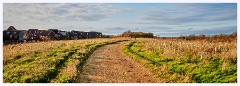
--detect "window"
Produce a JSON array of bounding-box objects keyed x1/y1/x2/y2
[
  {"x1": 13, "y1": 32, "x2": 16, "y2": 34},
  {"x1": 7, "y1": 32, "x2": 10, "y2": 34}
]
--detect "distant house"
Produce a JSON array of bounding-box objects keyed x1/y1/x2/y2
[
  {"x1": 77, "y1": 31, "x2": 84, "y2": 39},
  {"x1": 39, "y1": 30, "x2": 55, "y2": 41},
  {"x1": 60, "y1": 31, "x2": 70, "y2": 40},
  {"x1": 69, "y1": 30, "x2": 86, "y2": 39},
  {"x1": 70, "y1": 30, "x2": 79, "y2": 39},
  {"x1": 49, "y1": 29, "x2": 63, "y2": 39},
  {"x1": 89, "y1": 31, "x2": 102, "y2": 38},
  {"x1": 57, "y1": 30, "x2": 64, "y2": 40},
  {"x1": 28, "y1": 29, "x2": 40, "y2": 41},
  {"x1": 82, "y1": 31, "x2": 102, "y2": 38},
  {"x1": 83, "y1": 32, "x2": 90, "y2": 38},
  {"x1": 60, "y1": 31, "x2": 67, "y2": 36},
  {"x1": 3, "y1": 26, "x2": 104, "y2": 44},
  {"x1": 3, "y1": 26, "x2": 24, "y2": 43}
]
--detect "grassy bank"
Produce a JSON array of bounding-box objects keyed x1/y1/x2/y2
[{"x1": 123, "y1": 38, "x2": 237, "y2": 83}]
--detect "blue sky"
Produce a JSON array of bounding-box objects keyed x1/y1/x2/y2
[{"x1": 3, "y1": 3, "x2": 237, "y2": 37}]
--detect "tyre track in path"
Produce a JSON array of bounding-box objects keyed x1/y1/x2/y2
[{"x1": 75, "y1": 41, "x2": 161, "y2": 83}]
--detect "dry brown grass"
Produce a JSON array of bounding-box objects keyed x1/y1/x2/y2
[{"x1": 137, "y1": 38, "x2": 236, "y2": 60}]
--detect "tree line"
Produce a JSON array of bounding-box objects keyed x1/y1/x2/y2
[
  {"x1": 179, "y1": 32, "x2": 237, "y2": 42},
  {"x1": 121, "y1": 30, "x2": 154, "y2": 38}
]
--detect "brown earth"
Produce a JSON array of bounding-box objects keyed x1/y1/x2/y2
[{"x1": 75, "y1": 41, "x2": 161, "y2": 83}]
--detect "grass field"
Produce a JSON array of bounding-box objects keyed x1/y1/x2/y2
[
  {"x1": 123, "y1": 38, "x2": 237, "y2": 83},
  {"x1": 3, "y1": 37, "x2": 237, "y2": 83},
  {"x1": 3, "y1": 38, "x2": 127, "y2": 83}
]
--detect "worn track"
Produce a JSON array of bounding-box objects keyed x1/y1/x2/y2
[{"x1": 75, "y1": 41, "x2": 160, "y2": 83}]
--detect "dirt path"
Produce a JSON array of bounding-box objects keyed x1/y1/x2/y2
[{"x1": 75, "y1": 41, "x2": 161, "y2": 83}]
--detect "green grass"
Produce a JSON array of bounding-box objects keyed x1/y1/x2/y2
[
  {"x1": 123, "y1": 39, "x2": 237, "y2": 83},
  {"x1": 3, "y1": 38, "x2": 128, "y2": 83}
]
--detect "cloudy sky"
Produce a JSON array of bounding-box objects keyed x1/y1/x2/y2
[{"x1": 3, "y1": 3, "x2": 237, "y2": 37}]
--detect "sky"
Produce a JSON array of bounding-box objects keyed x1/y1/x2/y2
[{"x1": 3, "y1": 3, "x2": 237, "y2": 37}]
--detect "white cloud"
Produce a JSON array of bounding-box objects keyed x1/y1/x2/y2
[{"x1": 3, "y1": 3, "x2": 127, "y2": 25}]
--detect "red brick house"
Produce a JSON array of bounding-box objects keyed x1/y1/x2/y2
[
  {"x1": 70, "y1": 30, "x2": 83, "y2": 39},
  {"x1": 39, "y1": 30, "x2": 55, "y2": 41},
  {"x1": 49, "y1": 29, "x2": 63, "y2": 40},
  {"x1": 28, "y1": 29, "x2": 40, "y2": 41}
]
